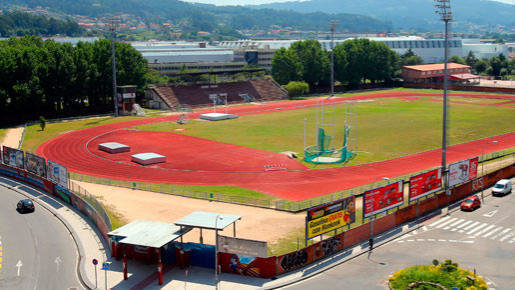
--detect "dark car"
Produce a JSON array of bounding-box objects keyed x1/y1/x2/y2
[
  {"x1": 460, "y1": 195, "x2": 481, "y2": 211},
  {"x1": 17, "y1": 199, "x2": 35, "y2": 213}
]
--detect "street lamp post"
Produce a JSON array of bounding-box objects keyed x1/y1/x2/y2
[
  {"x1": 214, "y1": 215, "x2": 222, "y2": 290},
  {"x1": 435, "y1": 0, "x2": 453, "y2": 210},
  {"x1": 481, "y1": 140, "x2": 498, "y2": 202}
]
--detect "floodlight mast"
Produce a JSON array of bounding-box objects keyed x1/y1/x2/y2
[
  {"x1": 330, "y1": 20, "x2": 338, "y2": 98},
  {"x1": 108, "y1": 17, "x2": 119, "y2": 117},
  {"x1": 434, "y1": 0, "x2": 452, "y2": 198}
]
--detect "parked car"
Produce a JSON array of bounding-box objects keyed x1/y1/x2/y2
[
  {"x1": 492, "y1": 179, "x2": 512, "y2": 196},
  {"x1": 17, "y1": 199, "x2": 35, "y2": 213},
  {"x1": 460, "y1": 195, "x2": 481, "y2": 211}
]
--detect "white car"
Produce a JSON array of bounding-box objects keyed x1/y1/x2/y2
[{"x1": 492, "y1": 179, "x2": 512, "y2": 196}]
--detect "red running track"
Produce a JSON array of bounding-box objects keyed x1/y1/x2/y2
[{"x1": 37, "y1": 92, "x2": 515, "y2": 201}]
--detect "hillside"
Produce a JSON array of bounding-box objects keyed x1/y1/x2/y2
[
  {"x1": 0, "y1": 0, "x2": 391, "y2": 33},
  {"x1": 0, "y1": 11, "x2": 83, "y2": 37},
  {"x1": 253, "y1": 0, "x2": 515, "y2": 31}
]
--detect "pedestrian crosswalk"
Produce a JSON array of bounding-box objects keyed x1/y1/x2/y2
[{"x1": 428, "y1": 216, "x2": 515, "y2": 244}]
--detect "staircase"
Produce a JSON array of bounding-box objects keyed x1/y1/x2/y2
[
  {"x1": 152, "y1": 86, "x2": 181, "y2": 110},
  {"x1": 250, "y1": 79, "x2": 289, "y2": 101}
]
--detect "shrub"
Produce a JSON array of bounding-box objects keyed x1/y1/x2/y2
[
  {"x1": 389, "y1": 260, "x2": 487, "y2": 290},
  {"x1": 284, "y1": 81, "x2": 309, "y2": 99}
]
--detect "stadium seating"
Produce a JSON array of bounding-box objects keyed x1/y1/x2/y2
[{"x1": 151, "y1": 79, "x2": 288, "y2": 110}]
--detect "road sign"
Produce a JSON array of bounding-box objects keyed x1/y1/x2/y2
[
  {"x1": 101, "y1": 262, "x2": 110, "y2": 270},
  {"x1": 92, "y1": 259, "x2": 98, "y2": 265}
]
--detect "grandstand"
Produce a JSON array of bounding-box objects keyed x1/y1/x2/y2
[{"x1": 145, "y1": 79, "x2": 288, "y2": 110}]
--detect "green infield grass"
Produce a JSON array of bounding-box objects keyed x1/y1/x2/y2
[{"x1": 133, "y1": 96, "x2": 515, "y2": 169}]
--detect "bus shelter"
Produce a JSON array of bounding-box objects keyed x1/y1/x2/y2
[{"x1": 108, "y1": 220, "x2": 191, "y2": 285}]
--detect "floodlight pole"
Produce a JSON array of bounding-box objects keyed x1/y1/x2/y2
[
  {"x1": 109, "y1": 18, "x2": 119, "y2": 117},
  {"x1": 435, "y1": 0, "x2": 452, "y2": 208},
  {"x1": 330, "y1": 20, "x2": 337, "y2": 98}
]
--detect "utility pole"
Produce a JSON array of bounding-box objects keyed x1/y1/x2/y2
[
  {"x1": 329, "y1": 20, "x2": 338, "y2": 98},
  {"x1": 108, "y1": 17, "x2": 119, "y2": 117},
  {"x1": 434, "y1": 0, "x2": 452, "y2": 205}
]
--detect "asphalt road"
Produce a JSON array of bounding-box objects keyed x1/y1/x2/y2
[
  {"x1": 0, "y1": 180, "x2": 82, "y2": 289},
  {"x1": 286, "y1": 177, "x2": 515, "y2": 290}
]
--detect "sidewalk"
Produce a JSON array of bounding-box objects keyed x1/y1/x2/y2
[{"x1": 1, "y1": 174, "x2": 493, "y2": 290}]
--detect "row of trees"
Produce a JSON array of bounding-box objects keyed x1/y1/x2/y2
[
  {"x1": 0, "y1": 36, "x2": 148, "y2": 126},
  {"x1": 272, "y1": 39, "x2": 399, "y2": 87},
  {"x1": 449, "y1": 52, "x2": 514, "y2": 78},
  {"x1": 0, "y1": 12, "x2": 83, "y2": 37}
]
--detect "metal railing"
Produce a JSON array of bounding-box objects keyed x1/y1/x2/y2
[{"x1": 69, "y1": 180, "x2": 112, "y2": 231}]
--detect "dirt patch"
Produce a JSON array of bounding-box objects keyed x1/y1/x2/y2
[
  {"x1": 1, "y1": 127, "x2": 24, "y2": 148},
  {"x1": 74, "y1": 181, "x2": 304, "y2": 245}
]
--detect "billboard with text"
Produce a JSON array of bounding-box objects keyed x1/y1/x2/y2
[
  {"x1": 25, "y1": 152, "x2": 47, "y2": 178},
  {"x1": 363, "y1": 181, "x2": 404, "y2": 218},
  {"x1": 306, "y1": 196, "x2": 355, "y2": 239},
  {"x1": 409, "y1": 168, "x2": 442, "y2": 201},
  {"x1": 448, "y1": 157, "x2": 478, "y2": 187},
  {"x1": 47, "y1": 160, "x2": 68, "y2": 189},
  {"x1": 2, "y1": 146, "x2": 24, "y2": 169}
]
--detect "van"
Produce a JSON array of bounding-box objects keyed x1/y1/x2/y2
[{"x1": 492, "y1": 179, "x2": 512, "y2": 196}]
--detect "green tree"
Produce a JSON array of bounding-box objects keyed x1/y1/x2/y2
[
  {"x1": 447, "y1": 55, "x2": 466, "y2": 65},
  {"x1": 284, "y1": 81, "x2": 309, "y2": 98},
  {"x1": 271, "y1": 48, "x2": 302, "y2": 85},
  {"x1": 400, "y1": 49, "x2": 423, "y2": 66},
  {"x1": 465, "y1": 51, "x2": 478, "y2": 69},
  {"x1": 475, "y1": 59, "x2": 489, "y2": 74},
  {"x1": 290, "y1": 40, "x2": 330, "y2": 86}
]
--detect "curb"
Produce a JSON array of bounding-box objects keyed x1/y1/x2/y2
[{"x1": 0, "y1": 179, "x2": 97, "y2": 290}]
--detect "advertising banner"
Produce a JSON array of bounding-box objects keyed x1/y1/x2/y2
[
  {"x1": 448, "y1": 157, "x2": 479, "y2": 187},
  {"x1": 306, "y1": 196, "x2": 355, "y2": 239},
  {"x1": 217, "y1": 235, "x2": 267, "y2": 258},
  {"x1": 2, "y1": 146, "x2": 24, "y2": 169},
  {"x1": 219, "y1": 253, "x2": 277, "y2": 278},
  {"x1": 363, "y1": 181, "x2": 404, "y2": 218},
  {"x1": 25, "y1": 152, "x2": 47, "y2": 178},
  {"x1": 409, "y1": 168, "x2": 442, "y2": 201},
  {"x1": 47, "y1": 160, "x2": 68, "y2": 190}
]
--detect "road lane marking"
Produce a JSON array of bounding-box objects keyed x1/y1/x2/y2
[
  {"x1": 436, "y1": 217, "x2": 458, "y2": 229},
  {"x1": 438, "y1": 239, "x2": 446, "y2": 242},
  {"x1": 445, "y1": 218, "x2": 465, "y2": 230},
  {"x1": 483, "y1": 226, "x2": 503, "y2": 238},
  {"x1": 499, "y1": 231, "x2": 514, "y2": 242},
  {"x1": 466, "y1": 223, "x2": 488, "y2": 235},
  {"x1": 491, "y1": 228, "x2": 511, "y2": 240},
  {"x1": 455, "y1": 220, "x2": 473, "y2": 229},
  {"x1": 473, "y1": 224, "x2": 496, "y2": 237},
  {"x1": 428, "y1": 216, "x2": 451, "y2": 227},
  {"x1": 462, "y1": 221, "x2": 480, "y2": 232},
  {"x1": 16, "y1": 260, "x2": 22, "y2": 276},
  {"x1": 483, "y1": 210, "x2": 498, "y2": 218}
]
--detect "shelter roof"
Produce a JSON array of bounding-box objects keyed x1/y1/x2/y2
[
  {"x1": 174, "y1": 211, "x2": 241, "y2": 230},
  {"x1": 108, "y1": 220, "x2": 190, "y2": 248},
  {"x1": 450, "y1": 73, "x2": 480, "y2": 80}
]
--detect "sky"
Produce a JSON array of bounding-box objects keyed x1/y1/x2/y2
[{"x1": 182, "y1": 0, "x2": 514, "y2": 6}]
